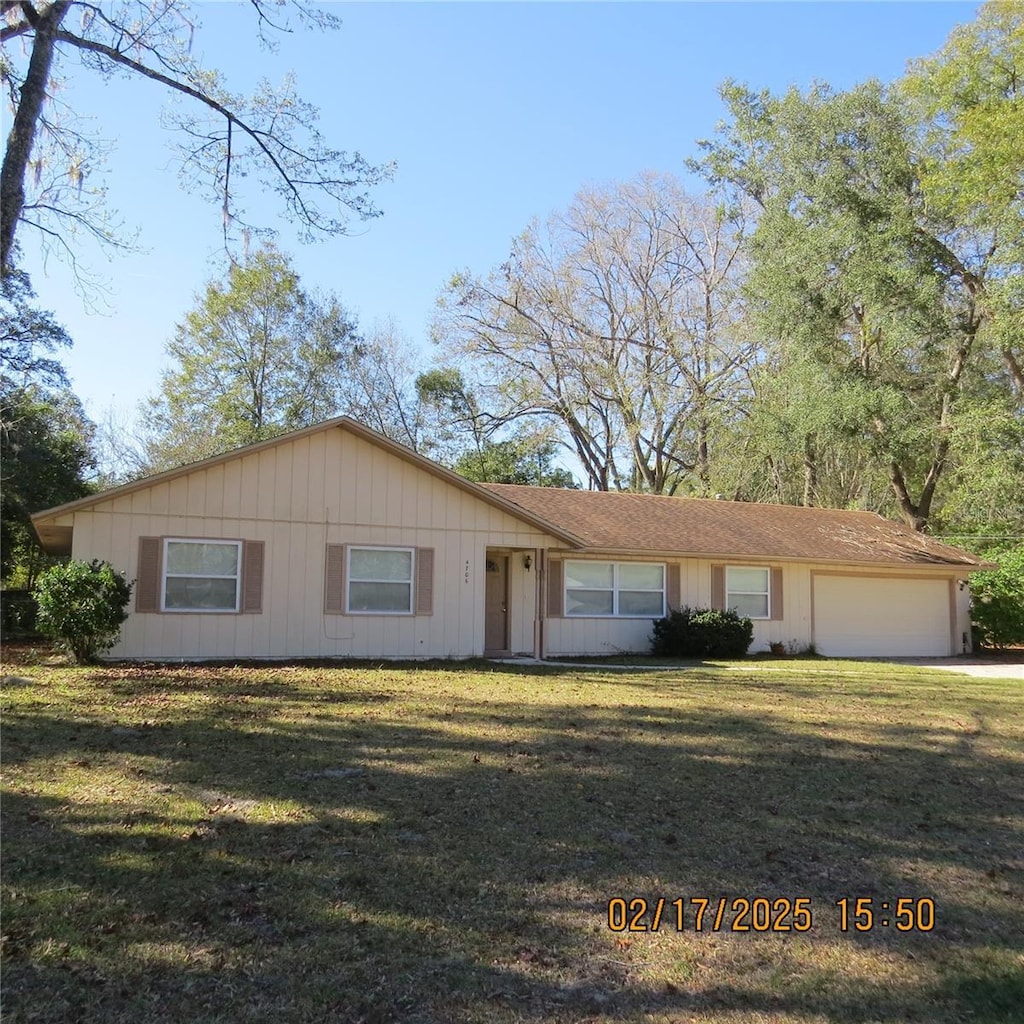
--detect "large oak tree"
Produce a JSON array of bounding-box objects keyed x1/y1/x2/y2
[
  {"x1": 691, "y1": 2, "x2": 1023, "y2": 531},
  {"x1": 435, "y1": 173, "x2": 753, "y2": 495}
]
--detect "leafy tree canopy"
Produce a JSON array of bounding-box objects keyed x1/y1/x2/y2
[
  {"x1": 142, "y1": 244, "x2": 360, "y2": 469},
  {"x1": 1, "y1": 271, "x2": 93, "y2": 582},
  {"x1": 454, "y1": 436, "x2": 578, "y2": 488},
  {"x1": 689, "y1": 1, "x2": 1023, "y2": 531}
]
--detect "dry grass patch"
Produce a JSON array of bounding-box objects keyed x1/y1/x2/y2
[{"x1": 1, "y1": 656, "x2": 1022, "y2": 1023}]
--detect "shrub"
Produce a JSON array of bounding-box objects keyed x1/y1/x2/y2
[
  {"x1": 651, "y1": 606, "x2": 754, "y2": 658},
  {"x1": 970, "y1": 544, "x2": 1024, "y2": 649},
  {"x1": 33, "y1": 560, "x2": 133, "y2": 664},
  {"x1": 0, "y1": 588, "x2": 38, "y2": 634}
]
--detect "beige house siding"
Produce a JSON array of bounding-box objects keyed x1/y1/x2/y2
[
  {"x1": 542, "y1": 556, "x2": 965, "y2": 658},
  {"x1": 36, "y1": 418, "x2": 980, "y2": 663},
  {"x1": 67, "y1": 427, "x2": 559, "y2": 660}
]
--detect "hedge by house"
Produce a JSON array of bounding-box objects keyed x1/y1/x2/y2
[{"x1": 651, "y1": 607, "x2": 754, "y2": 658}]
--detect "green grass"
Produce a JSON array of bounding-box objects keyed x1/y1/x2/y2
[{"x1": 2, "y1": 653, "x2": 1022, "y2": 1023}]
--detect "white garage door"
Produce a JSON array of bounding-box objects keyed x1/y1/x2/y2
[{"x1": 813, "y1": 575, "x2": 952, "y2": 657}]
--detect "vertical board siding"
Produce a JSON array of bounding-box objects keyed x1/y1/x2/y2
[
  {"x1": 223, "y1": 459, "x2": 243, "y2": 520},
  {"x1": 63, "y1": 427, "x2": 564, "y2": 659},
  {"x1": 205, "y1": 465, "x2": 225, "y2": 518}
]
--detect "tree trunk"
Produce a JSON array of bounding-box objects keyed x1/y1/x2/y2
[
  {"x1": 1004, "y1": 348, "x2": 1024, "y2": 400},
  {"x1": 1, "y1": 2, "x2": 71, "y2": 274},
  {"x1": 802, "y1": 435, "x2": 817, "y2": 507}
]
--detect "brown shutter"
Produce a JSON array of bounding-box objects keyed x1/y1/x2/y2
[
  {"x1": 415, "y1": 548, "x2": 434, "y2": 615},
  {"x1": 770, "y1": 567, "x2": 784, "y2": 621},
  {"x1": 136, "y1": 537, "x2": 162, "y2": 613},
  {"x1": 240, "y1": 541, "x2": 264, "y2": 613},
  {"x1": 665, "y1": 562, "x2": 681, "y2": 612},
  {"x1": 547, "y1": 558, "x2": 564, "y2": 618},
  {"x1": 325, "y1": 543, "x2": 346, "y2": 614},
  {"x1": 711, "y1": 565, "x2": 725, "y2": 611}
]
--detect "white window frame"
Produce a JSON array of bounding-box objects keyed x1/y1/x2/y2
[
  {"x1": 161, "y1": 538, "x2": 242, "y2": 613},
  {"x1": 346, "y1": 545, "x2": 415, "y2": 615},
  {"x1": 564, "y1": 560, "x2": 666, "y2": 618},
  {"x1": 726, "y1": 566, "x2": 771, "y2": 620}
]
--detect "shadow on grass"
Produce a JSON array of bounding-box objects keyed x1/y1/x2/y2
[{"x1": 2, "y1": 668, "x2": 1022, "y2": 1023}]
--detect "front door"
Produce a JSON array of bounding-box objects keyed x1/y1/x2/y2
[{"x1": 484, "y1": 554, "x2": 509, "y2": 654}]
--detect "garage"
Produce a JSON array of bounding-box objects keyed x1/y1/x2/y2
[{"x1": 813, "y1": 574, "x2": 954, "y2": 657}]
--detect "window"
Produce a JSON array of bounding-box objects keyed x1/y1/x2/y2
[
  {"x1": 162, "y1": 539, "x2": 242, "y2": 612},
  {"x1": 347, "y1": 546, "x2": 414, "y2": 614},
  {"x1": 726, "y1": 566, "x2": 770, "y2": 619},
  {"x1": 565, "y1": 560, "x2": 665, "y2": 617}
]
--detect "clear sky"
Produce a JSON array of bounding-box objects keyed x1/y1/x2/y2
[{"x1": 14, "y1": 0, "x2": 980, "y2": 432}]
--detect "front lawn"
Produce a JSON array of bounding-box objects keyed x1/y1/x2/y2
[{"x1": 2, "y1": 656, "x2": 1021, "y2": 1023}]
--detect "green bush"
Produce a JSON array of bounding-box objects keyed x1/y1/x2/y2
[
  {"x1": 651, "y1": 606, "x2": 754, "y2": 658},
  {"x1": 0, "y1": 588, "x2": 38, "y2": 634},
  {"x1": 33, "y1": 560, "x2": 133, "y2": 664},
  {"x1": 970, "y1": 544, "x2": 1024, "y2": 650}
]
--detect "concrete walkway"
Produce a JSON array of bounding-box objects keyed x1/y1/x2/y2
[
  {"x1": 887, "y1": 657, "x2": 1023, "y2": 679},
  {"x1": 493, "y1": 655, "x2": 1023, "y2": 679}
]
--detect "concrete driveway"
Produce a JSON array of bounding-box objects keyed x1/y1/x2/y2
[{"x1": 892, "y1": 656, "x2": 1023, "y2": 679}]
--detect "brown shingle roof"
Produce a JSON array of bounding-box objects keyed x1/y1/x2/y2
[{"x1": 481, "y1": 485, "x2": 984, "y2": 569}]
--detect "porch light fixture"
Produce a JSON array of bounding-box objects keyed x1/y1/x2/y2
[{"x1": 523, "y1": 554, "x2": 532, "y2": 571}]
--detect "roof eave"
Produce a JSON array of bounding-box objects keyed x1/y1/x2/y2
[
  {"x1": 547, "y1": 545, "x2": 988, "y2": 571},
  {"x1": 29, "y1": 417, "x2": 586, "y2": 549}
]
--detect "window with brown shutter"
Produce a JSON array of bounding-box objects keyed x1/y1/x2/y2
[
  {"x1": 136, "y1": 536, "x2": 263, "y2": 614},
  {"x1": 716, "y1": 565, "x2": 784, "y2": 621},
  {"x1": 326, "y1": 544, "x2": 434, "y2": 615}
]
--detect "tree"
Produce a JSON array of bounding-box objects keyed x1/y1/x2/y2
[
  {"x1": 731, "y1": 349, "x2": 894, "y2": 511},
  {"x1": 692, "y1": 6, "x2": 1022, "y2": 531},
  {"x1": 0, "y1": 267, "x2": 73, "y2": 387},
  {"x1": 34, "y1": 558, "x2": 132, "y2": 663},
  {"x1": 938, "y1": 400, "x2": 1024, "y2": 537},
  {"x1": 335, "y1": 319, "x2": 440, "y2": 456},
  {"x1": 0, "y1": 1, "x2": 392, "y2": 276},
  {"x1": 970, "y1": 543, "x2": 1024, "y2": 649},
  {"x1": 453, "y1": 436, "x2": 578, "y2": 488},
  {"x1": 143, "y1": 244, "x2": 360, "y2": 469},
  {"x1": 1, "y1": 271, "x2": 93, "y2": 583},
  {"x1": 903, "y1": 0, "x2": 1024, "y2": 399},
  {"x1": 435, "y1": 173, "x2": 753, "y2": 494}
]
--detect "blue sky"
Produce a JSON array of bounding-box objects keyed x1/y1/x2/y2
[{"x1": 16, "y1": 1, "x2": 980, "y2": 431}]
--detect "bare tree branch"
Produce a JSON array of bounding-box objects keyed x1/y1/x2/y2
[{"x1": 1, "y1": 1, "x2": 391, "y2": 282}]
